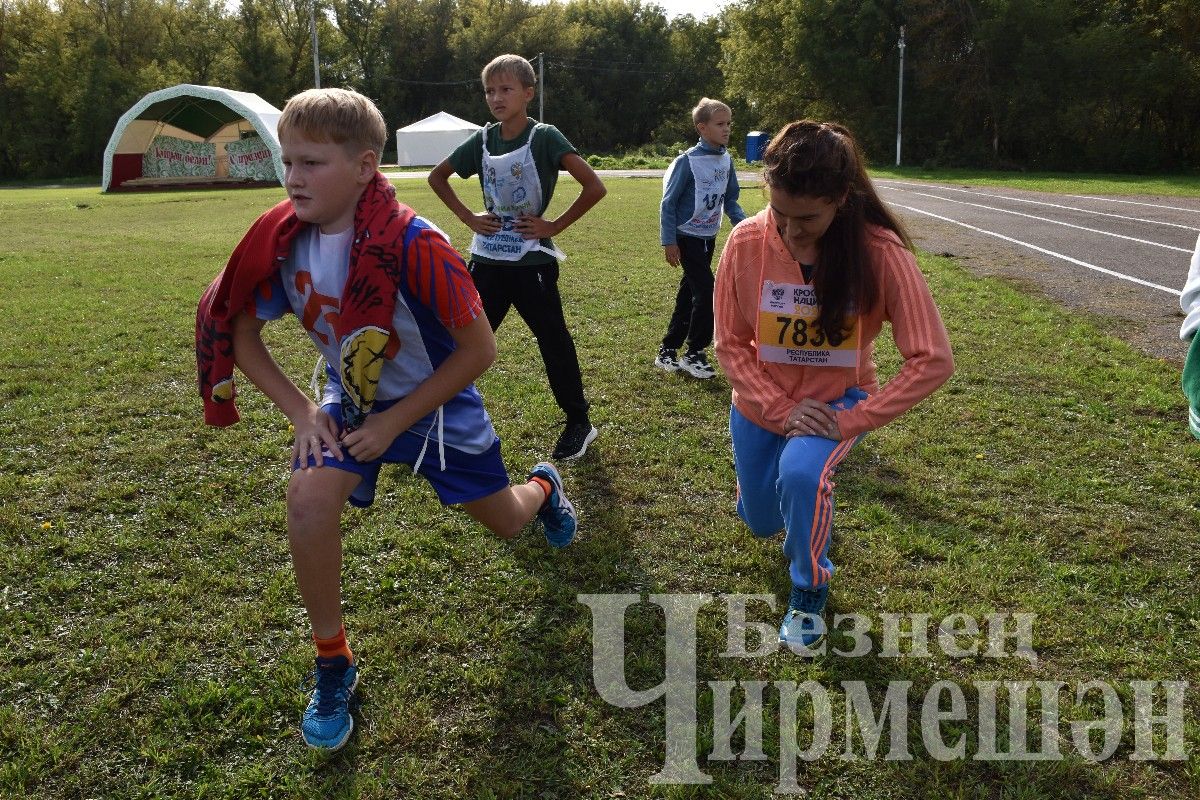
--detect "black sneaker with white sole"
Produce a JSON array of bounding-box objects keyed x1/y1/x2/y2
[
  {"x1": 680, "y1": 350, "x2": 717, "y2": 379},
  {"x1": 654, "y1": 346, "x2": 680, "y2": 372},
  {"x1": 552, "y1": 421, "x2": 598, "y2": 460}
]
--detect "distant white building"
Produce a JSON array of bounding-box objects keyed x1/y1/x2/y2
[{"x1": 394, "y1": 112, "x2": 482, "y2": 167}]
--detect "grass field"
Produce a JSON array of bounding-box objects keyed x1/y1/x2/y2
[{"x1": 0, "y1": 177, "x2": 1198, "y2": 799}]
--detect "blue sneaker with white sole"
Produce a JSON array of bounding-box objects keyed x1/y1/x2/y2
[
  {"x1": 779, "y1": 584, "x2": 829, "y2": 653},
  {"x1": 302, "y1": 655, "x2": 358, "y2": 751},
  {"x1": 529, "y1": 462, "x2": 578, "y2": 548}
]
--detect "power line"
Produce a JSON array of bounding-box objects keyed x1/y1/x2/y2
[
  {"x1": 546, "y1": 59, "x2": 675, "y2": 77},
  {"x1": 385, "y1": 76, "x2": 478, "y2": 86},
  {"x1": 362, "y1": 50, "x2": 682, "y2": 86},
  {"x1": 548, "y1": 54, "x2": 672, "y2": 66}
]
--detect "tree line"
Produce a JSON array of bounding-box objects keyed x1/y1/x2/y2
[{"x1": 1, "y1": 0, "x2": 1196, "y2": 180}]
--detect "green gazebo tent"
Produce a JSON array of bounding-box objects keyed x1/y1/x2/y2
[{"x1": 102, "y1": 84, "x2": 285, "y2": 191}]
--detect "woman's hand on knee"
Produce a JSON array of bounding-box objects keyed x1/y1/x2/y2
[{"x1": 785, "y1": 399, "x2": 842, "y2": 440}]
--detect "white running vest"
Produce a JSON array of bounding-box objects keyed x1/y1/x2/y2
[
  {"x1": 668, "y1": 149, "x2": 732, "y2": 239},
  {"x1": 470, "y1": 124, "x2": 565, "y2": 261}
]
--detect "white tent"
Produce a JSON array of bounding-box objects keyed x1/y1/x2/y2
[
  {"x1": 102, "y1": 84, "x2": 284, "y2": 191},
  {"x1": 394, "y1": 112, "x2": 481, "y2": 167}
]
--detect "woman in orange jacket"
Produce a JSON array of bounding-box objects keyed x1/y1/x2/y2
[{"x1": 713, "y1": 121, "x2": 955, "y2": 650}]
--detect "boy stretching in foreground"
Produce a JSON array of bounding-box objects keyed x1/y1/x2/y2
[
  {"x1": 196, "y1": 88, "x2": 576, "y2": 752},
  {"x1": 429, "y1": 54, "x2": 606, "y2": 461}
]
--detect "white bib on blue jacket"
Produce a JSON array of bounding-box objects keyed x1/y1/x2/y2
[{"x1": 667, "y1": 149, "x2": 733, "y2": 239}]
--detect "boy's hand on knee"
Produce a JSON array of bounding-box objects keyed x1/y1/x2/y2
[
  {"x1": 293, "y1": 408, "x2": 344, "y2": 467},
  {"x1": 339, "y1": 413, "x2": 402, "y2": 462},
  {"x1": 664, "y1": 244, "x2": 681, "y2": 267}
]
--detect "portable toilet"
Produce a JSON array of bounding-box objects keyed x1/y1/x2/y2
[{"x1": 746, "y1": 131, "x2": 770, "y2": 163}]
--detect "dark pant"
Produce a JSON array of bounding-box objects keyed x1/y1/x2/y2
[
  {"x1": 662, "y1": 234, "x2": 716, "y2": 353},
  {"x1": 468, "y1": 260, "x2": 590, "y2": 424}
]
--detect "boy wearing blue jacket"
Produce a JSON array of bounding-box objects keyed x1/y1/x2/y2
[{"x1": 656, "y1": 97, "x2": 747, "y2": 379}]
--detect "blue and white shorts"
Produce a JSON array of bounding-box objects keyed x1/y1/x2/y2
[{"x1": 294, "y1": 401, "x2": 510, "y2": 508}]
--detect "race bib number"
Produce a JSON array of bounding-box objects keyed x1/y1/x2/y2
[{"x1": 756, "y1": 281, "x2": 859, "y2": 367}]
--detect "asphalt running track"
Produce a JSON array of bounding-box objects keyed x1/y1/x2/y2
[
  {"x1": 877, "y1": 180, "x2": 1195, "y2": 294},
  {"x1": 873, "y1": 179, "x2": 1199, "y2": 363},
  {"x1": 385, "y1": 169, "x2": 1198, "y2": 361}
]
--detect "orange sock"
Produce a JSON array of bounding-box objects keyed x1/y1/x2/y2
[
  {"x1": 530, "y1": 476, "x2": 552, "y2": 502},
  {"x1": 313, "y1": 626, "x2": 354, "y2": 664}
]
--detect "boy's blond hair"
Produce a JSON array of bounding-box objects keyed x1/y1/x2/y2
[
  {"x1": 692, "y1": 97, "x2": 731, "y2": 126},
  {"x1": 277, "y1": 87, "x2": 387, "y2": 156},
  {"x1": 481, "y1": 54, "x2": 537, "y2": 89}
]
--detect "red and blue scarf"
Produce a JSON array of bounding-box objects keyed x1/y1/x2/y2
[{"x1": 195, "y1": 172, "x2": 415, "y2": 429}]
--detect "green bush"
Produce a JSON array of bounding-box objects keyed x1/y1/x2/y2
[{"x1": 583, "y1": 141, "x2": 755, "y2": 172}]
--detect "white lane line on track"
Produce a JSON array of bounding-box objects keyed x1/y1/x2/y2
[
  {"x1": 888, "y1": 201, "x2": 1182, "y2": 296},
  {"x1": 876, "y1": 179, "x2": 1200, "y2": 234},
  {"x1": 881, "y1": 186, "x2": 1194, "y2": 254},
  {"x1": 1064, "y1": 195, "x2": 1200, "y2": 214}
]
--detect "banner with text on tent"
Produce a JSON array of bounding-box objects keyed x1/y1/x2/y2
[
  {"x1": 143, "y1": 135, "x2": 216, "y2": 178},
  {"x1": 225, "y1": 136, "x2": 276, "y2": 180}
]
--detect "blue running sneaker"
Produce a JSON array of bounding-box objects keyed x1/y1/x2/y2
[
  {"x1": 779, "y1": 584, "x2": 830, "y2": 653},
  {"x1": 529, "y1": 462, "x2": 577, "y2": 548},
  {"x1": 302, "y1": 655, "x2": 358, "y2": 751}
]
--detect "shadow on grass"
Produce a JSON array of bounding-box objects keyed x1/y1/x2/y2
[
  {"x1": 679, "y1": 445, "x2": 1182, "y2": 799},
  {"x1": 781, "y1": 448, "x2": 1180, "y2": 799},
  {"x1": 452, "y1": 450, "x2": 658, "y2": 796},
  {"x1": 305, "y1": 742, "x2": 361, "y2": 795}
]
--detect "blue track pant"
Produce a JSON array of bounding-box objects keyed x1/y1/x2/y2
[{"x1": 730, "y1": 387, "x2": 867, "y2": 590}]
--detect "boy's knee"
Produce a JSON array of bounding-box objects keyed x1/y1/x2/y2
[
  {"x1": 462, "y1": 488, "x2": 529, "y2": 539},
  {"x1": 488, "y1": 520, "x2": 524, "y2": 540},
  {"x1": 286, "y1": 475, "x2": 341, "y2": 529}
]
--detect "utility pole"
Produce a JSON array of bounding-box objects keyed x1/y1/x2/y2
[
  {"x1": 310, "y1": 0, "x2": 321, "y2": 88},
  {"x1": 537, "y1": 52, "x2": 545, "y2": 121},
  {"x1": 896, "y1": 25, "x2": 905, "y2": 167}
]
